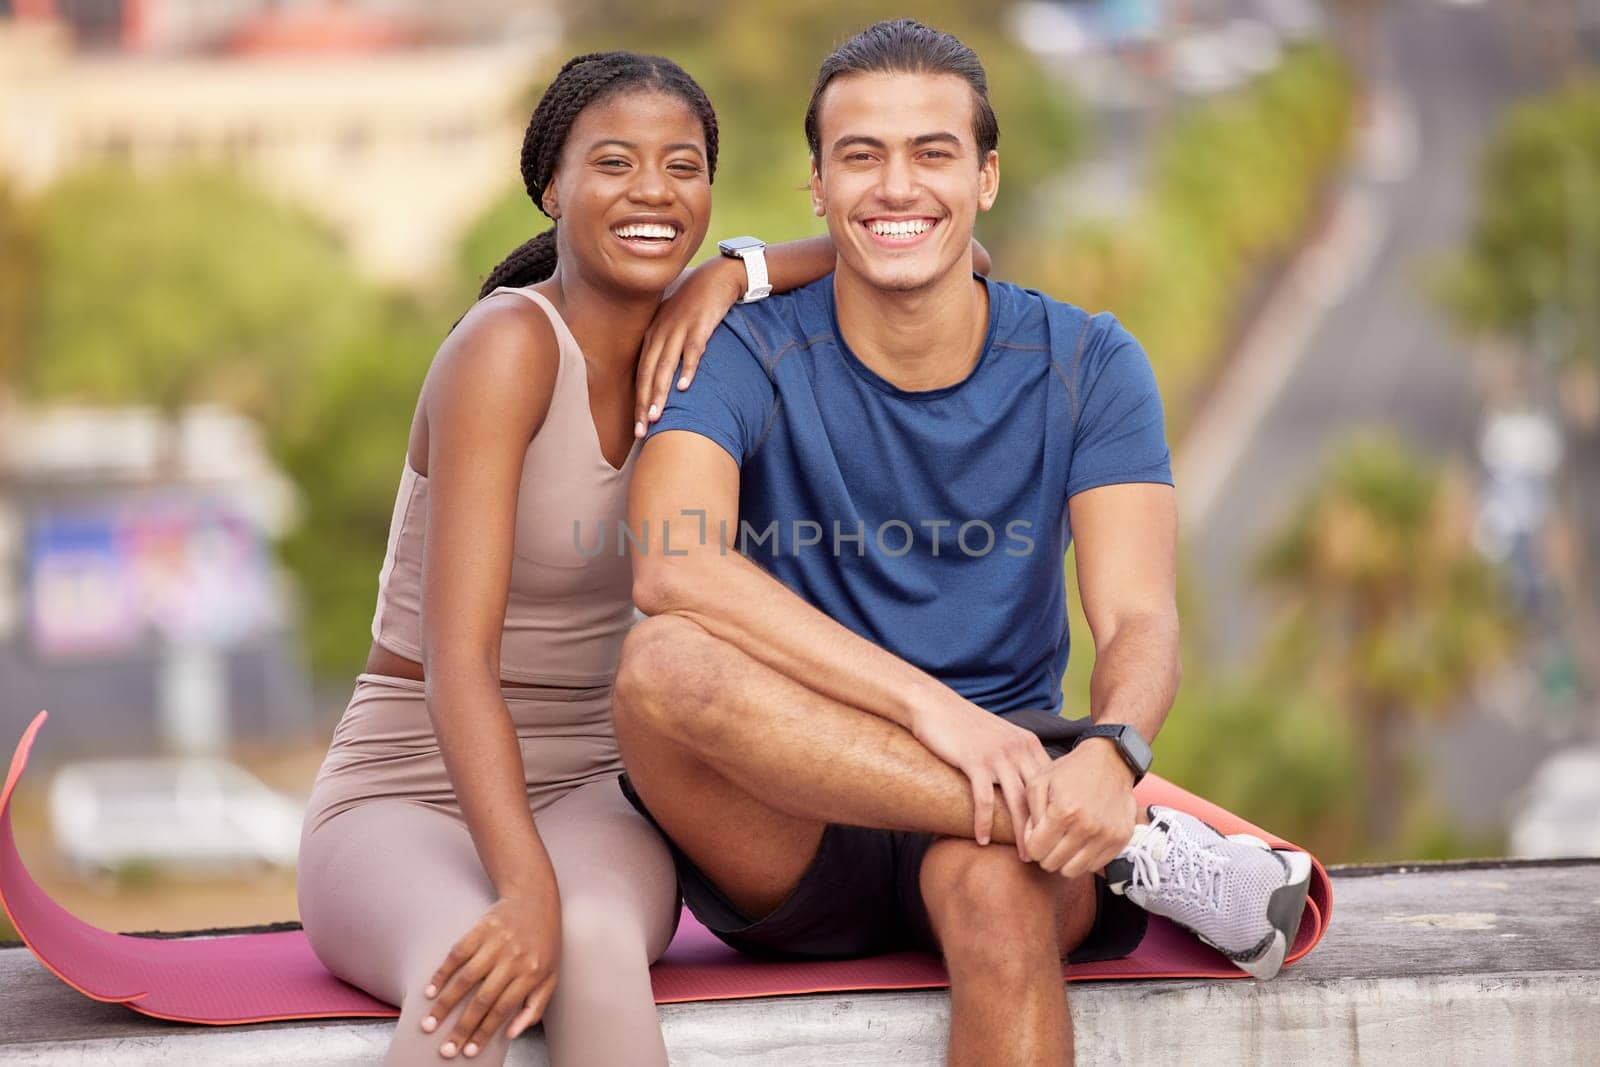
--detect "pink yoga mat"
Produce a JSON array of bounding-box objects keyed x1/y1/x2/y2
[{"x1": 3, "y1": 710, "x2": 1331, "y2": 1024}]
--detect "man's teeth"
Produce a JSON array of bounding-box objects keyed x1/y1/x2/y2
[
  {"x1": 868, "y1": 219, "x2": 933, "y2": 237},
  {"x1": 614, "y1": 223, "x2": 678, "y2": 240}
]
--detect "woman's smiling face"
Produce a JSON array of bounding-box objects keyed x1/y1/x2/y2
[{"x1": 545, "y1": 89, "x2": 713, "y2": 298}]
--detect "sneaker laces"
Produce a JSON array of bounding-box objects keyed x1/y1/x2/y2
[{"x1": 1124, "y1": 814, "x2": 1228, "y2": 911}]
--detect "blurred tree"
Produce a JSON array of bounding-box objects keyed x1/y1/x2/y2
[
  {"x1": 276, "y1": 298, "x2": 436, "y2": 675},
  {"x1": 457, "y1": 182, "x2": 548, "y2": 307},
  {"x1": 1155, "y1": 680, "x2": 1360, "y2": 861},
  {"x1": 1439, "y1": 79, "x2": 1600, "y2": 695},
  {"x1": 0, "y1": 180, "x2": 34, "y2": 385},
  {"x1": 1255, "y1": 434, "x2": 1521, "y2": 849},
  {"x1": 1032, "y1": 45, "x2": 1355, "y2": 425},
  {"x1": 15, "y1": 168, "x2": 378, "y2": 429},
  {"x1": 1441, "y1": 81, "x2": 1600, "y2": 368}
]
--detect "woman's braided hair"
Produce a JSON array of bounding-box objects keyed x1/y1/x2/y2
[{"x1": 479, "y1": 52, "x2": 719, "y2": 298}]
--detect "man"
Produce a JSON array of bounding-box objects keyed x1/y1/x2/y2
[{"x1": 613, "y1": 19, "x2": 1312, "y2": 1065}]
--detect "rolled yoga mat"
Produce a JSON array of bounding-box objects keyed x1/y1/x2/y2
[{"x1": 3, "y1": 710, "x2": 1331, "y2": 1024}]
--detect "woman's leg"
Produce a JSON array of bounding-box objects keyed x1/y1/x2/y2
[
  {"x1": 298, "y1": 799, "x2": 518, "y2": 1067},
  {"x1": 533, "y1": 777, "x2": 680, "y2": 1067}
]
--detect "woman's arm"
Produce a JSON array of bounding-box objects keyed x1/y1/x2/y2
[
  {"x1": 411, "y1": 295, "x2": 566, "y2": 1054},
  {"x1": 633, "y1": 236, "x2": 992, "y2": 436}
]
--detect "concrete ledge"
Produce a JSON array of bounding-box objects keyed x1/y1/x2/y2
[{"x1": 4, "y1": 860, "x2": 1598, "y2": 1065}]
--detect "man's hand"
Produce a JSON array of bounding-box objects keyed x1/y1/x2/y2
[
  {"x1": 1022, "y1": 738, "x2": 1138, "y2": 879},
  {"x1": 911, "y1": 700, "x2": 1052, "y2": 857}
]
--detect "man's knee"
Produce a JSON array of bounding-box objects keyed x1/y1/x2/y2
[
  {"x1": 613, "y1": 614, "x2": 728, "y2": 744},
  {"x1": 921, "y1": 840, "x2": 1059, "y2": 981}
]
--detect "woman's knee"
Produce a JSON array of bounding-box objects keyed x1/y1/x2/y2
[
  {"x1": 557, "y1": 888, "x2": 663, "y2": 971},
  {"x1": 298, "y1": 804, "x2": 494, "y2": 1009}
]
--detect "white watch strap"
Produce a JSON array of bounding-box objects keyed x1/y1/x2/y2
[{"x1": 736, "y1": 245, "x2": 771, "y2": 303}]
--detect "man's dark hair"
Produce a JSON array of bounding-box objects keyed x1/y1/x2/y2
[
  {"x1": 479, "y1": 52, "x2": 719, "y2": 298},
  {"x1": 804, "y1": 19, "x2": 999, "y2": 164}
]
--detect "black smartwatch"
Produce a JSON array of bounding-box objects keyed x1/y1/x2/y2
[{"x1": 1071, "y1": 723, "x2": 1152, "y2": 785}]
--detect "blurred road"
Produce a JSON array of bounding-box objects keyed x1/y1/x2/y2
[
  {"x1": 1186, "y1": 0, "x2": 1557, "y2": 663},
  {"x1": 1180, "y1": 0, "x2": 1594, "y2": 838}
]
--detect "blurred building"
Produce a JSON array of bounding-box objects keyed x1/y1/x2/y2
[
  {"x1": 0, "y1": 2, "x2": 557, "y2": 284},
  {"x1": 0, "y1": 397, "x2": 313, "y2": 759},
  {"x1": 2, "y1": 0, "x2": 552, "y2": 54}
]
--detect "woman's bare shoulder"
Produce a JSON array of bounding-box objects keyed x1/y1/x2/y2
[{"x1": 424, "y1": 291, "x2": 563, "y2": 435}]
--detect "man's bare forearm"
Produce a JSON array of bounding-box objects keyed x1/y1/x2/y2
[{"x1": 1085, "y1": 611, "x2": 1181, "y2": 744}]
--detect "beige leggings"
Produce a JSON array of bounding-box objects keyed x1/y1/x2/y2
[{"x1": 297, "y1": 674, "x2": 679, "y2": 1066}]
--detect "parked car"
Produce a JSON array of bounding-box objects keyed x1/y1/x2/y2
[{"x1": 48, "y1": 757, "x2": 303, "y2": 879}]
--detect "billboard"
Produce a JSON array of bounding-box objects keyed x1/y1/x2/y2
[{"x1": 26, "y1": 495, "x2": 274, "y2": 658}]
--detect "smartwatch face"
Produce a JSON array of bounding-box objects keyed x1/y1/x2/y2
[
  {"x1": 719, "y1": 236, "x2": 765, "y2": 255},
  {"x1": 1121, "y1": 727, "x2": 1153, "y2": 775}
]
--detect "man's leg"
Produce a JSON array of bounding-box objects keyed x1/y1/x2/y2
[
  {"x1": 919, "y1": 840, "x2": 1099, "y2": 1067},
  {"x1": 612, "y1": 614, "x2": 1024, "y2": 915}
]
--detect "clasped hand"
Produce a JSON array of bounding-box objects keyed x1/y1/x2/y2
[
  {"x1": 914, "y1": 701, "x2": 1136, "y2": 876},
  {"x1": 1022, "y1": 739, "x2": 1138, "y2": 880},
  {"x1": 420, "y1": 890, "x2": 561, "y2": 1058}
]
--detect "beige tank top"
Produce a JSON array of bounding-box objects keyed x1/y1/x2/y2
[{"x1": 370, "y1": 286, "x2": 640, "y2": 686}]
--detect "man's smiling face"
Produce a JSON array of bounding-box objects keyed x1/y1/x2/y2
[{"x1": 810, "y1": 70, "x2": 999, "y2": 295}]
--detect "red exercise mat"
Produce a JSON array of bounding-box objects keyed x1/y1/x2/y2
[{"x1": 3, "y1": 710, "x2": 1331, "y2": 1023}]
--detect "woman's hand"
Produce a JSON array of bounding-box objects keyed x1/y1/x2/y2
[
  {"x1": 634, "y1": 256, "x2": 745, "y2": 438},
  {"x1": 421, "y1": 888, "x2": 561, "y2": 1058}
]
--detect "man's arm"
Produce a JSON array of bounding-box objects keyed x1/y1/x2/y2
[
  {"x1": 1075, "y1": 481, "x2": 1181, "y2": 745},
  {"x1": 630, "y1": 430, "x2": 1051, "y2": 848},
  {"x1": 1023, "y1": 481, "x2": 1180, "y2": 878}
]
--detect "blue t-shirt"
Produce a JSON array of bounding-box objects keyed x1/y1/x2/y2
[{"x1": 647, "y1": 274, "x2": 1172, "y2": 714}]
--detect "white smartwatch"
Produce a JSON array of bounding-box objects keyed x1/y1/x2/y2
[{"x1": 718, "y1": 236, "x2": 772, "y2": 303}]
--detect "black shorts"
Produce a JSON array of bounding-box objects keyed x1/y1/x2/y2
[{"x1": 619, "y1": 773, "x2": 1147, "y2": 962}]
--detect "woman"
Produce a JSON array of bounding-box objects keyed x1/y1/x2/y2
[{"x1": 295, "y1": 52, "x2": 858, "y2": 1066}]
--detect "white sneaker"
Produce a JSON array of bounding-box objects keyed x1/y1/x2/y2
[{"x1": 1106, "y1": 805, "x2": 1313, "y2": 980}]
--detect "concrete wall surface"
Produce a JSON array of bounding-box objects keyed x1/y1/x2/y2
[{"x1": 2, "y1": 860, "x2": 1597, "y2": 1065}]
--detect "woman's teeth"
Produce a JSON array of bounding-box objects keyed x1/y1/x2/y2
[{"x1": 614, "y1": 223, "x2": 679, "y2": 240}]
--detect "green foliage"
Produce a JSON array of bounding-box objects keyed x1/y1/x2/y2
[
  {"x1": 1156, "y1": 680, "x2": 1361, "y2": 860},
  {"x1": 462, "y1": 2, "x2": 1085, "y2": 289},
  {"x1": 274, "y1": 297, "x2": 437, "y2": 675},
  {"x1": 0, "y1": 180, "x2": 35, "y2": 383},
  {"x1": 1030, "y1": 45, "x2": 1356, "y2": 425},
  {"x1": 1256, "y1": 433, "x2": 1520, "y2": 718},
  {"x1": 16, "y1": 168, "x2": 378, "y2": 424},
  {"x1": 1253, "y1": 433, "x2": 1521, "y2": 848},
  {"x1": 1439, "y1": 78, "x2": 1600, "y2": 365},
  {"x1": 458, "y1": 185, "x2": 548, "y2": 307}
]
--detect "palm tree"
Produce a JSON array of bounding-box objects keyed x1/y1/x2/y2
[{"x1": 1255, "y1": 433, "x2": 1521, "y2": 850}]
